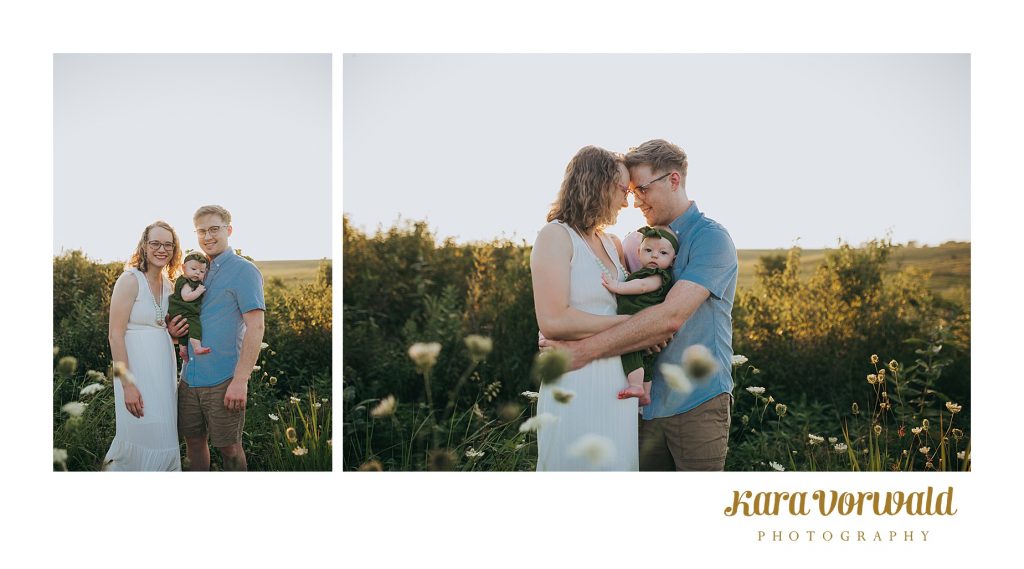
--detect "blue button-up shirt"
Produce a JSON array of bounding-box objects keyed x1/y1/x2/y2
[
  {"x1": 645, "y1": 201, "x2": 738, "y2": 419},
  {"x1": 182, "y1": 248, "x2": 266, "y2": 388}
]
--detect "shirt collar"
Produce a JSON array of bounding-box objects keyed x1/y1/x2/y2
[
  {"x1": 210, "y1": 247, "x2": 236, "y2": 268},
  {"x1": 669, "y1": 201, "x2": 702, "y2": 237}
]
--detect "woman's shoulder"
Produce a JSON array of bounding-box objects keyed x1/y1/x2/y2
[
  {"x1": 112, "y1": 269, "x2": 140, "y2": 296},
  {"x1": 536, "y1": 220, "x2": 574, "y2": 243}
]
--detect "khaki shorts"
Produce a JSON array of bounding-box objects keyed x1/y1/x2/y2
[
  {"x1": 639, "y1": 392, "x2": 732, "y2": 471},
  {"x1": 178, "y1": 379, "x2": 245, "y2": 448}
]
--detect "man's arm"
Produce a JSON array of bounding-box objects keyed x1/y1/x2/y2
[
  {"x1": 223, "y1": 309, "x2": 266, "y2": 411},
  {"x1": 543, "y1": 279, "x2": 710, "y2": 370}
]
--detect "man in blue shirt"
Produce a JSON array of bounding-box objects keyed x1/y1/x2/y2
[
  {"x1": 541, "y1": 139, "x2": 738, "y2": 471},
  {"x1": 177, "y1": 205, "x2": 266, "y2": 471}
]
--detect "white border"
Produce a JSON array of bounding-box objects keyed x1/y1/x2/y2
[{"x1": 3, "y1": 1, "x2": 1019, "y2": 566}]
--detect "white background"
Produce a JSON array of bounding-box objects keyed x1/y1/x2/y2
[{"x1": 3, "y1": 1, "x2": 1021, "y2": 567}]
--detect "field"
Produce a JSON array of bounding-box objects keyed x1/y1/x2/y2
[
  {"x1": 342, "y1": 216, "x2": 971, "y2": 472},
  {"x1": 737, "y1": 242, "x2": 970, "y2": 297},
  {"x1": 53, "y1": 252, "x2": 333, "y2": 471}
]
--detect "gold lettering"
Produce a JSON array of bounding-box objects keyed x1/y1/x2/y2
[{"x1": 724, "y1": 491, "x2": 752, "y2": 516}]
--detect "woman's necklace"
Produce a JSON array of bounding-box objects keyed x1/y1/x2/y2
[{"x1": 147, "y1": 274, "x2": 165, "y2": 327}]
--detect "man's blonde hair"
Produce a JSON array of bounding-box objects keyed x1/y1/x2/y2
[
  {"x1": 193, "y1": 205, "x2": 232, "y2": 225},
  {"x1": 546, "y1": 146, "x2": 624, "y2": 234},
  {"x1": 625, "y1": 139, "x2": 688, "y2": 177}
]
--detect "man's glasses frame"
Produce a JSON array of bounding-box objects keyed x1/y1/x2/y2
[
  {"x1": 631, "y1": 172, "x2": 673, "y2": 195},
  {"x1": 195, "y1": 225, "x2": 228, "y2": 238}
]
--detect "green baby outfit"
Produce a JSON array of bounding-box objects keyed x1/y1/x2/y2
[
  {"x1": 616, "y1": 266, "x2": 673, "y2": 381},
  {"x1": 169, "y1": 275, "x2": 205, "y2": 342}
]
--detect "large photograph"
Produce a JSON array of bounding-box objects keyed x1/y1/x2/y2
[
  {"x1": 53, "y1": 54, "x2": 332, "y2": 471},
  {"x1": 343, "y1": 54, "x2": 970, "y2": 472}
]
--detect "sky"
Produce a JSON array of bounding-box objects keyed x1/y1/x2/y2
[
  {"x1": 344, "y1": 54, "x2": 969, "y2": 249},
  {"x1": 54, "y1": 54, "x2": 331, "y2": 262}
]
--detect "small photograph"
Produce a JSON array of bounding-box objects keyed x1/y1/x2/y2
[
  {"x1": 53, "y1": 54, "x2": 332, "y2": 471},
  {"x1": 343, "y1": 54, "x2": 970, "y2": 472}
]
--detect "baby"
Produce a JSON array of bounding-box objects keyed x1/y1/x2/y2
[
  {"x1": 169, "y1": 250, "x2": 212, "y2": 360},
  {"x1": 601, "y1": 226, "x2": 679, "y2": 406}
]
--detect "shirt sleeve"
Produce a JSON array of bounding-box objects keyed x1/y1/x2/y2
[
  {"x1": 236, "y1": 261, "x2": 267, "y2": 313},
  {"x1": 675, "y1": 227, "x2": 737, "y2": 300}
]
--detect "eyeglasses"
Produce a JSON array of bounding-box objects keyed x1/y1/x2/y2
[
  {"x1": 631, "y1": 172, "x2": 672, "y2": 195},
  {"x1": 195, "y1": 225, "x2": 228, "y2": 238},
  {"x1": 147, "y1": 241, "x2": 175, "y2": 251}
]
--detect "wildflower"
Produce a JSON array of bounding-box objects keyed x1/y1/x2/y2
[
  {"x1": 514, "y1": 443, "x2": 527, "y2": 451},
  {"x1": 551, "y1": 387, "x2": 576, "y2": 404},
  {"x1": 532, "y1": 349, "x2": 571, "y2": 384},
  {"x1": 767, "y1": 395, "x2": 774, "y2": 404},
  {"x1": 322, "y1": 398, "x2": 329, "y2": 403},
  {"x1": 519, "y1": 413, "x2": 558, "y2": 433},
  {"x1": 269, "y1": 376, "x2": 278, "y2": 386},
  {"x1": 53, "y1": 448, "x2": 68, "y2": 467},
  {"x1": 919, "y1": 446, "x2": 930, "y2": 455},
  {"x1": 751, "y1": 367, "x2": 761, "y2": 375},
  {"x1": 80, "y1": 383, "x2": 105, "y2": 397},
  {"x1": 54, "y1": 346, "x2": 59, "y2": 356},
  {"x1": 834, "y1": 443, "x2": 848, "y2": 453},
  {"x1": 371, "y1": 395, "x2": 396, "y2": 418},
  {"x1": 268, "y1": 414, "x2": 279, "y2": 421},
  {"x1": 879, "y1": 401, "x2": 891, "y2": 411},
  {"x1": 112, "y1": 361, "x2": 136, "y2": 385},
  {"x1": 731, "y1": 354, "x2": 748, "y2": 367},
  {"x1": 427, "y1": 448, "x2": 458, "y2": 471},
  {"x1": 867, "y1": 374, "x2": 877, "y2": 385},
  {"x1": 285, "y1": 427, "x2": 298, "y2": 444},
  {"x1": 881, "y1": 391, "x2": 888, "y2": 399},
  {"x1": 851, "y1": 402, "x2": 860, "y2": 415},
  {"x1": 289, "y1": 396, "x2": 301, "y2": 405},
  {"x1": 520, "y1": 391, "x2": 540, "y2": 402},
  {"x1": 946, "y1": 402, "x2": 962, "y2": 414},
  {"x1": 251, "y1": 366, "x2": 261, "y2": 372},
  {"x1": 828, "y1": 437, "x2": 838, "y2": 444},
  {"x1": 808, "y1": 434, "x2": 824, "y2": 445},
  {"x1": 681, "y1": 344, "x2": 717, "y2": 380},
  {"x1": 327, "y1": 439, "x2": 332, "y2": 448},
  {"x1": 465, "y1": 447, "x2": 485, "y2": 459},
  {"x1": 870, "y1": 354, "x2": 879, "y2": 364},
  {"x1": 408, "y1": 342, "x2": 442, "y2": 373},
  {"x1": 741, "y1": 415, "x2": 749, "y2": 426},
  {"x1": 85, "y1": 370, "x2": 107, "y2": 383},
  {"x1": 775, "y1": 403, "x2": 788, "y2": 417},
  {"x1": 464, "y1": 335, "x2": 493, "y2": 362},
  {"x1": 921, "y1": 419, "x2": 929, "y2": 432},
  {"x1": 888, "y1": 360, "x2": 899, "y2": 372},
  {"x1": 61, "y1": 401, "x2": 87, "y2": 417},
  {"x1": 292, "y1": 447, "x2": 308, "y2": 456},
  {"x1": 957, "y1": 451, "x2": 966, "y2": 460},
  {"x1": 314, "y1": 402, "x2": 322, "y2": 409},
  {"x1": 260, "y1": 342, "x2": 269, "y2": 350},
  {"x1": 358, "y1": 460, "x2": 383, "y2": 471},
  {"x1": 57, "y1": 356, "x2": 78, "y2": 377},
  {"x1": 911, "y1": 426, "x2": 923, "y2": 435},
  {"x1": 769, "y1": 461, "x2": 785, "y2": 472},
  {"x1": 746, "y1": 386, "x2": 766, "y2": 395},
  {"x1": 660, "y1": 363, "x2": 693, "y2": 394},
  {"x1": 952, "y1": 428, "x2": 964, "y2": 440},
  {"x1": 568, "y1": 434, "x2": 616, "y2": 466},
  {"x1": 498, "y1": 403, "x2": 523, "y2": 422}
]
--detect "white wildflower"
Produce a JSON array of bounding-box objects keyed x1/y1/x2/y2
[
  {"x1": 464, "y1": 335, "x2": 493, "y2": 362},
  {"x1": 292, "y1": 447, "x2": 308, "y2": 456},
  {"x1": 268, "y1": 414, "x2": 279, "y2": 421},
  {"x1": 746, "y1": 386, "x2": 766, "y2": 395},
  {"x1": 808, "y1": 434, "x2": 824, "y2": 445},
  {"x1": 408, "y1": 342, "x2": 442, "y2": 373},
  {"x1": 79, "y1": 383, "x2": 105, "y2": 397},
  {"x1": 568, "y1": 434, "x2": 616, "y2": 467},
  {"x1": 660, "y1": 363, "x2": 693, "y2": 394},
  {"x1": 769, "y1": 461, "x2": 785, "y2": 472},
  {"x1": 62, "y1": 402, "x2": 87, "y2": 417},
  {"x1": 520, "y1": 391, "x2": 540, "y2": 401},
  {"x1": 289, "y1": 396, "x2": 301, "y2": 405},
  {"x1": 681, "y1": 344, "x2": 718, "y2": 380},
  {"x1": 828, "y1": 437, "x2": 838, "y2": 444},
  {"x1": 731, "y1": 354, "x2": 748, "y2": 367},
  {"x1": 260, "y1": 342, "x2": 269, "y2": 350},
  {"x1": 834, "y1": 443, "x2": 848, "y2": 453},
  {"x1": 371, "y1": 395, "x2": 396, "y2": 418},
  {"x1": 957, "y1": 451, "x2": 965, "y2": 460},
  {"x1": 464, "y1": 447, "x2": 485, "y2": 459},
  {"x1": 946, "y1": 401, "x2": 962, "y2": 414},
  {"x1": 251, "y1": 366, "x2": 261, "y2": 372},
  {"x1": 519, "y1": 413, "x2": 558, "y2": 433},
  {"x1": 919, "y1": 446, "x2": 931, "y2": 455},
  {"x1": 53, "y1": 448, "x2": 68, "y2": 466}
]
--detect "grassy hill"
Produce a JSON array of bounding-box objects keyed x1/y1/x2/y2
[
  {"x1": 256, "y1": 259, "x2": 327, "y2": 288},
  {"x1": 737, "y1": 241, "x2": 970, "y2": 297}
]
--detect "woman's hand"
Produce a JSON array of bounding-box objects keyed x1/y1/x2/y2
[{"x1": 123, "y1": 383, "x2": 144, "y2": 418}]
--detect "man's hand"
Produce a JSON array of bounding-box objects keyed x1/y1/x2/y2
[
  {"x1": 538, "y1": 331, "x2": 590, "y2": 371},
  {"x1": 167, "y1": 314, "x2": 189, "y2": 341},
  {"x1": 224, "y1": 378, "x2": 248, "y2": 411},
  {"x1": 644, "y1": 334, "x2": 674, "y2": 355}
]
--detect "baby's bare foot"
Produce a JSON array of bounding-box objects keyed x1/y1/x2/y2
[{"x1": 618, "y1": 385, "x2": 646, "y2": 400}]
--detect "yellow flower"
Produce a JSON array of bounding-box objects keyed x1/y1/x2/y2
[
  {"x1": 870, "y1": 354, "x2": 879, "y2": 364},
  {"x1": 285, "y1": 427, "x2": 298, "y2": 444},
  {"x1": 851, "y1": 402, "x2": 860, "y2": 415},
  {"x1": 408, "y1": 342, "x2": 442, "y2": 373},
  {"x1": 921, "y1": 419, "x2": 929, "y2": 431},
  {"x1": 873, "y1": 424, "x2": 882, "y2": 436},
  {"x1": 952, "y1": 428, "x2": 964, "y2": 440},
  {"x1": 888, "y1": 360, "x2": 899, "y2": 372},
  {"x1": 866, "y1": 374, "x2": 877, "y2": 385},
  {"x1": 946, "y1": 402, "x2": 962, "y2": 414},
  {"x1": 775, "y1": 403, "x2": 788, "y2": 417},
  {"x1": 370, "y1": 395, "x2": 397, "y2": 418}
]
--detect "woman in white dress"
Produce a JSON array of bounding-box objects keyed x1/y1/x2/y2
[
  {"x1": 531, "y1": 146, "x2": 638, "y2": 471},
  {"x1": 104, "y1": 221, "x2": 184, "y2": 471}
]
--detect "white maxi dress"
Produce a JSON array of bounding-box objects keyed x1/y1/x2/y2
[
  {"x1": 536, "y1": 221, "x2": 639, "y2": 471},
  {"x1": 104, "y1": 268, "x2": 181, "y2": 471}
]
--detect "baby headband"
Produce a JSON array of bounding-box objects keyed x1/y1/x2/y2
[
  {"x1": 183, "y1": 250, "x2": 209, "y2": 265},
  {"x1": 638, "y1": 226, "x2": 680, "y2": 253}
]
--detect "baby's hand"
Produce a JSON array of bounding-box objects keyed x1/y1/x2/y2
[
  {"x1": 196, "y1": 285, "x2": 206, "y2": 292},
  {"x1": 601, "y1": 273, "x2": 616, "y2": 292}
]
